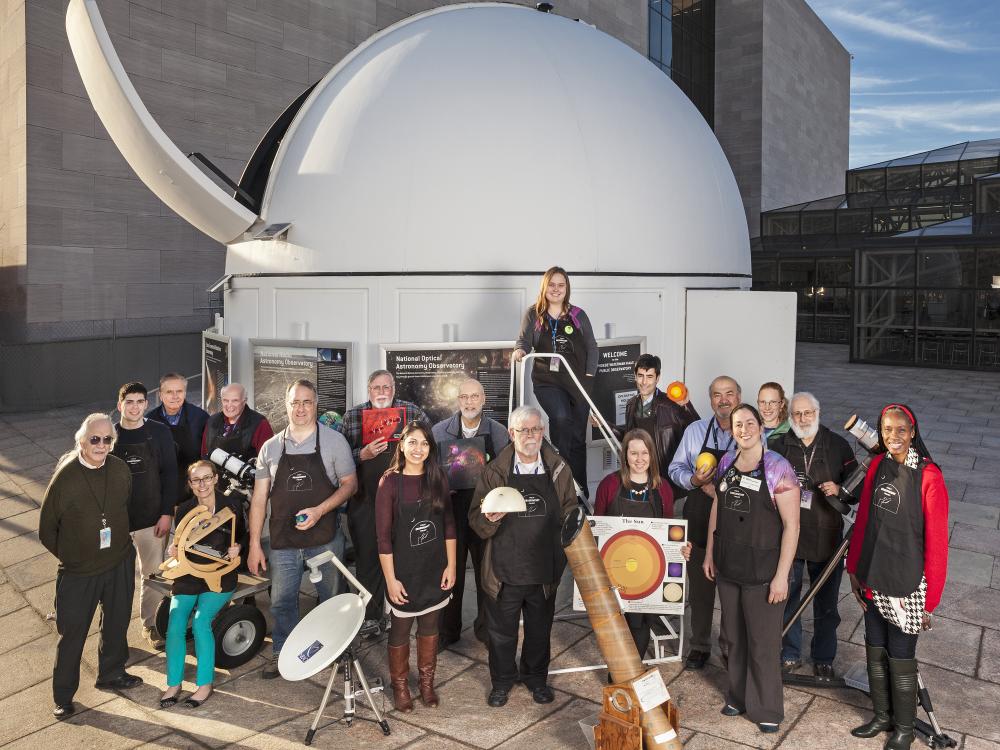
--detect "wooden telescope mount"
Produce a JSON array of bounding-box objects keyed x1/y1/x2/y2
[{"x1": 159, "y1": 505, "x2": 240, "y2": 593}]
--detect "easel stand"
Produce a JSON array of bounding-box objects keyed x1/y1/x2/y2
[{"x1": 304, "y1": 642, "x2": 389, "y2": 746}]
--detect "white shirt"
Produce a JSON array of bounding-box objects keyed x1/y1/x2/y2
[
  {"x1": 461, "y1": 419, "x2": 481, "y2": 439},
  {"x1": 78, "y1": 454, "x2": 105, "y2": 470},
  {"x1": 514, "y1": 455, "x2": 545, "y2": 475}
]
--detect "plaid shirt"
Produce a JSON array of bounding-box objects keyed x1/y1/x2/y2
[{"x1": 337, "y1": 398, "x2": 428, "y2": 464}]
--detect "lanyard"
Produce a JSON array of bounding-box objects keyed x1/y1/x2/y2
[
  {"x1": 548, "y1": 316, "x2": 559, "y2": 349},
  {"x1": 801, "y1": 441, "x2": 819, "y2": 477},
  {"x1": 710, "y1": 418, "x2": 734, "y2": 453},
  {"x1": 514, "y1": 462, "x2": 542, "y2": 475},
  {"x1": 80, "y1": 464, "x2": 110, "y2": 527}
]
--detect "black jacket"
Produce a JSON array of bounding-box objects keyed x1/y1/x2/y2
[
  {"x1": 771, "y1": 424, "x2": 858, "y2": 562},
  {"x1": 623, "y1": 389, "x2": 699, "y2": 495},
  {"x1": 147, "y1": 401, "x2": 209, "y2": 462}
]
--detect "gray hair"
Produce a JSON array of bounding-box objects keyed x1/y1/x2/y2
[
  {"x1": 708, "y1": 375, "x2": 742, "y2": 397},
  {"x1": 790, "y1": 391, "x2": 820, "y2": 413},
  {"x1": 220, "y1": 382, "x2": 247, "y2": 400},
  {"x1": 509, "y1": 405, "x2": 547, "y2": 429},
  {"x1": 60, "y1": 412, "x2": 115, "y2": 467},
  {"x1": 367, "y1": 369, "x2": 395, "y2": 387}
]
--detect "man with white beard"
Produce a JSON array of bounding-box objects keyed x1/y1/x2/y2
[
  {"x1": 770, "y1": 392, "x2": 858, "y2": 681},
  {"x1": 432, "y1": 378, "x2": 511, "y2": 647},
  {"x1": 340, "y1": 370, "x2": 428, "y2": 635}
]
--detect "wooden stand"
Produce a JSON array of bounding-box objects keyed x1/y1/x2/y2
[
  {"x1": 159, "y1": 505, "x2": 240, "y2": 593},
  {"x1": 595, "y1": 683, "x2": 681, "y2": 750}
]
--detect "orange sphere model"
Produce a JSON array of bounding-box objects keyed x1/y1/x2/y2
[{"x1": 666, "y1": 381, "x2": 687, "y2": 402}]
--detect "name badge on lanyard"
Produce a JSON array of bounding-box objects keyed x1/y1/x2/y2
[
  {"x1": 800, "y1": 489, "x2": 813, "y2": 510},
  {"x1": 99, "y1": 526, "x2": 112, "y2": 549},
  {"x1": 548, "y1": 319, "x2": 560, "y2": 371},
  {"x1": 738, "y1": 475, "x2": 761, "y2": 492}
]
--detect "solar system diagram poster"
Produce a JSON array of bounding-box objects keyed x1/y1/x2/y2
[
  {"x1": 383, "y1": 342, "x2": 515, "y2": 426},
  {"x1": 250, "y1": 339, "x2": 352, "y2": 433},
  {"x1": 202, "y1": 332, "x2": 230, "y2": 415},
  {"x1": 573, "y1": 516, "x2": 689, "y2": 615},
  {"x1": 590, "y1": 338, "x2": 645, "y2": 441}
]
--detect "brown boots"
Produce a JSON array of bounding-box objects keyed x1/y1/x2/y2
[
  {"x1": 389, "y1": 636, "x2": 440, "y2": 711},
  {"x1": 388, "y1": 643, "x2": 413, "y2": 712},
  {"x1": 417, "y1": 635, "x2": 440, "y2": 708}
]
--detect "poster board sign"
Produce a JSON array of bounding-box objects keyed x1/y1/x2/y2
[
  {"x1": 250, "y1": 339, "x2": 353, "y2": 433},
  {"x1": 202, "y1": 332, "x2": 231, "y2": 415},
  {"x1": 438, "y1": 436, "x2": 488, "y2": 490},
  {"x1": 382, "y1": 341, "x2": 515, "y2": 426},
  {"x1": 590, "y1": 337, "x2": 645, "y2": 441},
  {"x1": 362, "y1": 407, "x2": 406, "y2": 445},
  {"x1": 573, "y1": 516, "x2": 688, "y2": 615}
]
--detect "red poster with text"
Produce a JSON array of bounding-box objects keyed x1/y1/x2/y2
[{"x1": 362, "y1": 407, "x2": 407, "y2": 445}]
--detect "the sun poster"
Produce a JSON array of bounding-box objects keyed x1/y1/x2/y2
[{"x1": 573, "y1": 516, "x2": 688, "y2": 615}]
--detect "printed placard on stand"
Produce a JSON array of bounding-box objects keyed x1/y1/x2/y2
[
  {"x1": 589, "y1": 337, "x2": 645, "y2": 442},
  {"x1": 202, "y1": 331, "x2": 231, "y2": 415},
  {"x1": 382, "y1": 341, "x2": 515, "y2": 426},
  {"x1": 250, "y1": 339, "x2": 353, "y2": 433}
]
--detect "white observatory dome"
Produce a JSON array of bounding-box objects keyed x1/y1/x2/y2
[{"x1": 234, "y1": 2, "x2": 750, "y2": 277}]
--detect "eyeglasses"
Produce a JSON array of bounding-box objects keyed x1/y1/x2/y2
[
  {"x1": 758, "y1": 400, "x2": 781, "y2": 408},
  {"x1": 791, "y1": 410, "x2": 817, "y2": 419},
  {"x1": 458, "y1": 394, "x2": 483, "y2": 401},
  {"x1": 189, "y1": 475, "x2": 215, "y2": 485},
  {"x1": 88, "y1": 435, "x2": 114, "y2": 445},
  {"x1": 289, "y1": 400, "x2": 315, "y2": 408},
  {"x1": 513, "y1": 427, "x2": 545, "y2": 436}
]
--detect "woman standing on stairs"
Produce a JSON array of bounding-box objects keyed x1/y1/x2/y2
[
  {"x1": 847, "y1": 404, "x2": 949, "y2": 750},
  {"x1": 376, "y1": 422, "x2": 457, "y2": 712}
]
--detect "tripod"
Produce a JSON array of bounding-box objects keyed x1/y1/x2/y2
[
  {"x1": 304, "y1": 641, "x2": 390, "y2": 746},
  {"x1": 781, "y1": 528, "x2": 956, "y2": 748}
]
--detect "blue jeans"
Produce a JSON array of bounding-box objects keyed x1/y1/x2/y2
[
  {"x1": 269, "y1": 529, "x2": 345, "y2": 654},
  {"x1": 864, "y1": 605, "x2": 918, "y2": 659},
  {"x1": 781, "y1": 557, "x2": 843, "y2": 664},
  {"x1": 166, "y1": 589, "x2": 234, "y2": 686}
]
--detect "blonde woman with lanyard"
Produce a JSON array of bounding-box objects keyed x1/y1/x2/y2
[
  {"x1": 703, "y1": 403, "x2": 800, "y2": 734},
  {"x1": 376, "y1": 422, "x2": 457, "y2": 712}
]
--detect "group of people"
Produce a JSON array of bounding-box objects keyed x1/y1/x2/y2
[{"x1": 38, "y1": 266, "x2": 949, "y2": 750}]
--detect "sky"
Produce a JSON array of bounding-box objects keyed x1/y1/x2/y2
[{"x1": 806, "y1": 0, "x2": 1000, "y2": 168}]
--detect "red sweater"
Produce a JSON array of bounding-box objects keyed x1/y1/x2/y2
[
  {"x1": 594, "y1": 473, "x2": 674, "y2": 518},
  {"x1": 846, "y1": 454, "x2": 949, "y2": 612}
]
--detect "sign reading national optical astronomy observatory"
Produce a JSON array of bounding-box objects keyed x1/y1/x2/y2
[
  {"x1": 250, "y1": 339, "x2": 353, "y2": 433},
  {"x1": 383, "y1": 342, "x2": 515, "y2": 427}
]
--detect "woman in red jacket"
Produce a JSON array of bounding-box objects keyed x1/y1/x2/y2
[
  {"x1": 595, "y1": 429, "x2": 673, "y2": 659},
  {"x1": 846, "y1": 404, "x2": 949, "y2": 750}
]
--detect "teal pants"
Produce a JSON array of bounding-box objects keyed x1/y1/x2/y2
[{"x1": 166, "y1": 590, "x2": 233, "y2": 687}]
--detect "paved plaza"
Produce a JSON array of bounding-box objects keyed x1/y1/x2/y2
[{"x1": 1, "y1": 343, "x2": 999, "y2": 749}]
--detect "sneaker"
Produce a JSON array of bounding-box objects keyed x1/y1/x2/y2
[
  {"x1": 814, "y1": 663, "x2": 835, "y2": 681},
  {"x1": 142, "y1": 626, "x2": 165, "y2": 651},
  {"x1": 262, "y1": 654, "x2": 280, "y2": 680},
  {"x1": 781, "y1": 658, "x2": 802, "y2": 673}
]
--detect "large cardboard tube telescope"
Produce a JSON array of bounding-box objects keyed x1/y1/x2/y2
[{"x1": 561, "y1": 507, "x2": 682, "y2": 750}]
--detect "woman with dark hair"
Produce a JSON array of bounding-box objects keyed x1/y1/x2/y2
[
  {"x1": 594, "y1": 428, "x2": 674, "y2": 658},
  {"x1": 376, "y1": 422, "x2": 457, "y2": 712},
  {"x1": 160, "y1": 460, "x2": 243, "y2": 709},
  {"x1": 703, "y1": 403, "x2": 800, "y2": 734},
  {"x1": 847, "y1": 404, "x2": 949, "y2": 750},
  {"x1": 757, "y1": 382, "x2": 789, "y2": 444},
  {"x1": 512, "y1": 266, "x2": 599, "y2": 494}
]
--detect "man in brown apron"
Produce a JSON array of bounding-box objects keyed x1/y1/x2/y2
[
  {"x1": 667, "y1": 375, "x2": 740, "y2": 669},
  {"x1": 338, "y1": 370, "x2": 427, "y2": 636},
  {"x1": 247, "y1": 379, "x2": 358, "y2": 679}
]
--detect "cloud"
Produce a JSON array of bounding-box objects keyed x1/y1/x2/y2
[
  {"x1": 825, "y1": 7, "x2": 977, "y2": 52},
  {"x1": 854, "y1": 88, "x2": 1000, "y2": 97},
  {"x1": 851, "y1": 98, "x2": 1000, "y2": 134},
  {"x1": 851, "y1": 75, "x2": 918, "y2": 91}
]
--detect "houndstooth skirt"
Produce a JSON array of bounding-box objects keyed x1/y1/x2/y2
[{"x1": 870, "y1": 575, "x2": 927, "y2": 635}]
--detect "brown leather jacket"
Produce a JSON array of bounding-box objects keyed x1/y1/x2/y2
[
  {"x1": 623, "y1": 389, "x2": 699, "y2": 490},
  {"x1": 469, "y1": 442, "x2": 579, "y2": 600}
]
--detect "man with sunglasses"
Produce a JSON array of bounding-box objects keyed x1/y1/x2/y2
[
  {"x1": 770, "y1": 392, "x2": 858, "y2": 680},
  {"x1": 40, "y1": 414, "x2": 143, "y2": 720},
  {"x1": 112, "y1": 381, "x2": 178, "y2": 650},
  {"x1": 469, "y1": 405, "x2": 578, "y2": 708}
]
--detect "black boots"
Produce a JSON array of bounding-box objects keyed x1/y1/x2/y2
[
  {"x1": 852, "y1": 645, "x2": 893, "y2": 738},
  {"x1": 884, "y1": 656, "x2": 918, "y2": 750},
  {"x1": 850, "y1": 645, "x2": 919, "y2": 750}
]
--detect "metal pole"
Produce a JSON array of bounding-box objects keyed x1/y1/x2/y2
[{"x1": 781, "y1": 528, "x2": 852, "y2": 638}]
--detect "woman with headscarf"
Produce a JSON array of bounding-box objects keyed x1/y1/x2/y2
[{"x1": 847, "y1": 404, "x2": 949, "y2": 750}]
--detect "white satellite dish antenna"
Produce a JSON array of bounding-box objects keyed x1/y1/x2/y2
[
  {"x1": 279, "y1": 550, "x2": 391, "y2": 744},
  {"x1": 279, "y1": 593, "x2": 365, "y2": 681}
]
